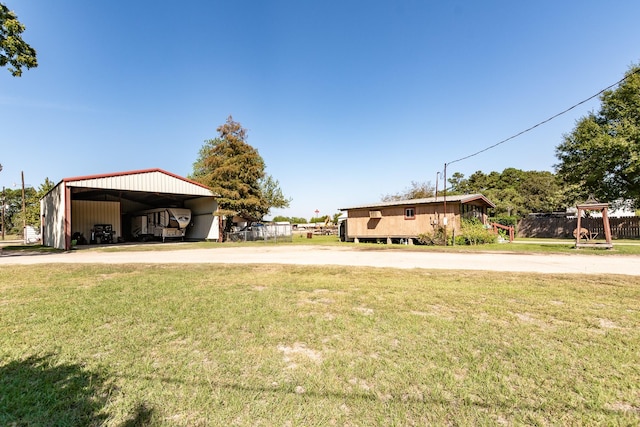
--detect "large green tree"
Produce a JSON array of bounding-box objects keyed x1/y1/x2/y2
[
  {"x1": 191, "y1": 116, "x2": 289, "y2": 227},
  {"x1": 1, "y1": 187, "x2": 23, "y2": 234},
  {"x1": 0, "y1": 3, "x2": 37, "y2": 77},
  {"x1": 555, "y1": 64, "x2": 640, "y2": 208}
]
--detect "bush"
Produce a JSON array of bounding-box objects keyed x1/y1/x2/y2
[
  {"x1": 418, "y1": 220, "x2": 498, "y2": 246},
  {"x1": 457, "y1": 218, "x2": 497, "y2": 245},
  {"x1": 417, "y1": 226, "x2": 446, "y2": 246},
  {"x1": 453, "y1": 234, "x2": 467, "y2": 245}
]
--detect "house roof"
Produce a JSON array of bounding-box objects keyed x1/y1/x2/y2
[{"x1": 340, "y1": 194, "x2": 495, "y2": 211}]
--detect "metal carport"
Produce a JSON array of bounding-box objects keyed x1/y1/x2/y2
[{"x1": 40, "y1": 168, "x2": 218, "y2": 250}]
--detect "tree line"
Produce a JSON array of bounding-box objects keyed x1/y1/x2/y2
[
  {"x1": 271, "y1": 213, "x2": 343, "y2": 225},
  {"x1": 0, "y1": 178, "x2": 54, "y2": 235},
  {"x1": 380, "y1": 169, "x2": 563, "y2": 219}
]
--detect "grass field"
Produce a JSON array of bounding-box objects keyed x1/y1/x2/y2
[{"x1": 1, "y1": 263, "x2": 639, "y2": 426}]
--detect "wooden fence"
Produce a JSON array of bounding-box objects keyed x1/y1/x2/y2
[{"x1": 517, "y1": 216, "x2": 640, "y2": 239}]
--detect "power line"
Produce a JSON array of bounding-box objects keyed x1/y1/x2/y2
[{"x1": 446, "y1": 68, "x2": 640, "y2": 166}]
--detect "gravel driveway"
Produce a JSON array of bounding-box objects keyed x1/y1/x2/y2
[{"x1": 2, "y1": 245, "x2": 639, "y2": 276}]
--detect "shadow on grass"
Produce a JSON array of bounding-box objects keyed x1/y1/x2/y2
[
  {"x1": 0, "y1": 354, "x2": 155, "y2": 426},
  {"x1": 0, "y1": 245, "x2": 65, "y2": 257},
  {"x1": 120, "y1": 402, "x2": 154, "y2": 427},
  {"x1": 0, "y1": 354, "x2": 110, "y2": 425}
]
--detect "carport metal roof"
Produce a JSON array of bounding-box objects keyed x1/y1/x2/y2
[{"x1": 58, "y1": 168, "x2": 216, "y2": 206}]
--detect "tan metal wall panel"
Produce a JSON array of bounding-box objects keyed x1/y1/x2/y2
[
  {"x1": 187, "y1": 214, "x2": 219, "y2": 241},
  {"x1": 67, "y1": 171, "x2": 213, "y2": 196},
  {"x1": 41, "y1": 183, "x2": 66, "y2": 250},
  {"x1": 184, "y1": 196, "x2": 218, "y2": 215},
  {"x1": 185, "y1": 197, "x2": 219, "y2": 240},
  {"x1": 71, "y1": 200, "x2": 121, "y2": 242}
]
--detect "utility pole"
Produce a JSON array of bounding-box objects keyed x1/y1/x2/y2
[
  {"x1": 443, "y1": 163, "x2": 447, "y2": 246},
  {"x1": 0, "y1": 163, "x2": 3, "y2": 240},
  {"x1": 1, "y1": 186, "x2": 4, "y2": 240},
  {"x1": 22, "y1": 171, "x2": 26, "y2": 243}
]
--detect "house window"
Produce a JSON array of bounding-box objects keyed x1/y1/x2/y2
[
  {"x1": 405, "y1": 207, "x2": 415, "y2": 220},
  {"x1": 462, "y1": 204, "x2": 484, "y2": 221}
]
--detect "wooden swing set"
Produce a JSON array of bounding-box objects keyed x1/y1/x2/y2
[{"x1": 574, "y1": 197, "x2": 613, "y2": 249}]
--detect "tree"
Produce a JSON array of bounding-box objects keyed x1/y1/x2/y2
[
  {"x1": 556, "y1": 64, "x2": 640, "y2": 208},
  {"x1": 260, "y1": 175, "x2": 291, "y2": 213},
  {"x1": 1, "y1": 3, "x2": 37, "y2": 77},
  {"x1": 272, "y1": 216, "x2": 296, "y2": 224},
  {"x1": 449, "y1": 168, "x2": 563, "y2": 217},
  {"x1": 447, "y1": 172, "x2": 467, "y2": 194},
  {"x1": 190, "y1": 116, "x2": 289, "y2": 229},
  {"x1": 381, "y1": 180, "x2": 435, "y2": 202},
  {"x1": 1, "y1": 187, "x2": 22, "y2": 234},
  {"x1": 25, "y1": 177, "x2": 54, "y2": 227},
  {"x1": 519, "y1": 171, "x2": 564, "y2": 213},
  {"x1": 310, "y1": 215, "x2": 329, "y2": 224},
  {"x1": 1, "y1": 177, "x2": 53, "y2": 235},
  {"x1": 272, "y1": 216, "x2": 307, "y2": 224}
]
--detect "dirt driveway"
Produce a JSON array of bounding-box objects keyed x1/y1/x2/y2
[{"x1": 1, "y1": 245, "x2": 639, "y2": 276}]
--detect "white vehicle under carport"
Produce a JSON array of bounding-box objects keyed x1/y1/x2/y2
[{"x1": 131, "y1": 208, "x2": 191, "y2": 242}]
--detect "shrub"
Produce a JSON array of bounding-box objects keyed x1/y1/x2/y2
[
  {"x1": 457, "y1": 218, "x2": 497, "y2": 245},
  {"x1": 417, "y1": 226, "x2": 446, "y2": 246},
  {"x1": 418, "y1": 220, "x2": 498, "y2": 246}
]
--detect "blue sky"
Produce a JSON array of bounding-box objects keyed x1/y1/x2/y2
[{"x1": 1, "y1": 1, "x2": 639, "y2": 220}]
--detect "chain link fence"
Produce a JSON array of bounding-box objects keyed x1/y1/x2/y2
[{"x1": 226, "y1": 223, "x2": 293, "y2": 243}]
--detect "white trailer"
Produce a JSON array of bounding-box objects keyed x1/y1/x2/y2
[{"x1": 131, "y1": 208, "x2": 191, "y2": 242}]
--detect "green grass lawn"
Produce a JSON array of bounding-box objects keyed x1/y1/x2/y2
[{"x1": 1, "y1": 264, "x2": 639, "y2": 426}]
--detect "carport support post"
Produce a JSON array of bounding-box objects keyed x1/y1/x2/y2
[{"x1": 64, "y1": 184, "x2": 72, "y2": 250}]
